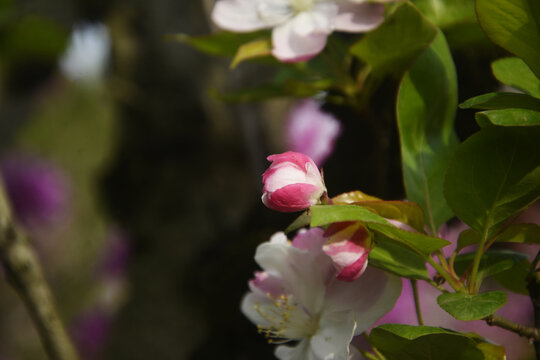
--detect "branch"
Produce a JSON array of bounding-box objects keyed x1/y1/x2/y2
[
  {"x1": 527, "y1": 249, "x2": 540, "y2": 356},
  {"x1": 485, "y1": 314, "x2": 540, "y2": 341},
  {"x1": 0, "y1": 183, "x2": 79, "y2": 360}
]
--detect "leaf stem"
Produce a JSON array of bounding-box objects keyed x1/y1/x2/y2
[
  {"x1": 485, "y1": 314, "x2": 540, "y2": 341},
  {"x1": 0, "y1": 183, "x2": 79, "y2": 360},
  {"x1": 468, "y1": 224, "x2": 489, "y2": 293},
  {"x1": 426, "y1": 256, "x2": 464, "y2": 292},
  {"x1": 411, "y1": 279, "x2": 424, "y2": 325}
]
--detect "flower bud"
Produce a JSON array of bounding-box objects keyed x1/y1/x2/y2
[
  {"x1": 323, "y1": 221, "x2": 372, "y2": 281},
  {"x1": 262, "y1": 151, "x2": 326, "y2": 212}
]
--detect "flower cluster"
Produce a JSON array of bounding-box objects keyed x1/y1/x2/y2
[{"x1": 242, "y1": 229, "x2": 400, "y2": 360}]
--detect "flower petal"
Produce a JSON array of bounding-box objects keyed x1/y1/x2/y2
[
  {"x1": 292, "y1": 228, "x2": 326, "y2": 253},
  {"x1": 325, "y1": 266, "x2": 401, "y2": 335},
  {"x1": 263, "y1": 183, "x2": 323, "y2": 212},
  {"x1": 334, "y1": 2, "x2": 385, "y2": 33},
  {"x1": 310, "y1": 311, "x2": 356, "y2": 360},
  {"x1": 212, "y1": 0, "x2": 267, "y2": 32},
  {"x1": 275, "y1": 340, "x2": 315, "y2": 360},
  {"x1": 272, "y1": 21, "x2": 328, "y2": 62}
]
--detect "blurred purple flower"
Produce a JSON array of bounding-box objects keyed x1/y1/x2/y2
[
  {"x1": 1, "y1": 153, "x2": 70, "y2": 230},
  {"x1": 99, "y1": 227, "x2": 131, "y2": 279},
  {"x1": 285, "y1": 99, "x2": 342, "y2": 166},
  {"x1": 71, "y1": 308, "x2": 112, "y2": 359}
]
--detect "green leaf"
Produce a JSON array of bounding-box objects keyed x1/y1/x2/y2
[
  {"x1": 370, "y1": 324, "x2": 484, "y2": 360},
  {"x1": 491, "y1": 57, "x2": 540, "y2": 98},
  {"x1": 437, "y1": 291, "x2": 507, "y2": 321},
  {"x1": 350, "y1": 2, "x2": 438, "y2": 76},
  {"x1": 476, "y1": 0, "x2": 540, "y2": 79},
  {"x1": 458, "y1": 223, "x2": 540, "y2": 251},
  {"x1": 397, "y1": 31, "x2": 459, "y2": 233},
  {"x1": 476, "y1": 342, "x2": 506, "y2": 360},
  {"x1": 230, "y1": 38, "x2": 272, "y2": 69},
  {"x1": 369, "y1": 238, "x2": 430, "y2": 280},
  {"x1": 167, "y1": 30, "x2": 270, "y2": 57},
  {"x1": 310, "y1": 205, "x2": 449, "y2": 256},
  {"x1": 460, "y1": 92, "x2": 540, "y2": 112},
  {"x1": 284, "y1": 212, "x2": 311, "y2": 234},
  {"x1": 475, "y1": 109, "x2": 540, "y2": 127},
  {"x1": 444, "y1": 126, "x2": 540, "y2": 236},
  {"x1": 493, "y1": 259, "x2": 530, "y2": 295},
  {"x1": 453, "y1": 249, "x2": 529, "y2": 279},
  {"x1": 332, "y1": 191, "x2": 426, "y2": 232},
  {"x1": 412, "y1": 0, "x2": 476, "y2": 29}
]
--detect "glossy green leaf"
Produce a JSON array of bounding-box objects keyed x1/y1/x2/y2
[
  {"x1": 476, "y1": 0, "x2": 540, "y2": 78},
  {"x1": 350, "y1": 2, "x2": 438, "y2": 76},
  {"x1": 460, "y1": 92, "x2": 540, "y2": 112},
  {"x1": 230, "y1": 38, "x2": 271, "y2": 69},
  {"x1": 491, "y1": 57, "x2": 540, "y2": 98},
  {"x1": 493, "y1": 259, "x2": 530, "y2": 295},
  {"x1": 413, "y1": 0, "x2": 476, "y2": 28},
  {"x1": 476, "y1": 342, "x2": 506, "y2": 360},
  {"x1": 397, "y1": 31, "x2": 459, "y2": 233},
  {"x1": 167, "y1": 31, "x2": 269, "y2": 57},
  {"x1": 475, "y1": 109, "x2": 540, "y2": 127},
  {"x1": 310, "y1": 205, "x2": 449, "y2": 256},
  {"x1": 369, "y1": 238, "x2": 430, "y2": 280},
  {"x1": 444, "y1": 127, "x2": 540, "y2": 235},
  {"x1": 437, "y1": 291, "x2": 507, "y2": 321},
  {"x1": 333, "y1": 191, "x2": 426, "y2": 232},
  {"x1": 458, "y1": 223, "x2": 540, "y2": 251},
  {"x1": 370, "y1": 324, "x2": 484, "y2": 360}
]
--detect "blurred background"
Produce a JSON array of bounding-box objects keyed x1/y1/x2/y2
[{"x1": 0, "y1": 0, "x2": 536, "y2": 359}]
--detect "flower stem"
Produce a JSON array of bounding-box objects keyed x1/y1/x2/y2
[
  {"x1": 468, "y1": 223, "x2": 489, "y2": 293},
  {"x1": 425, "y1": 256, "x2": 464, "y2": 292},
  {"x1": 411, "y1": 279, "x2": 424, "y2": 325},
  {"x1": 0, "y1": 182, "x2": 79, "y2": 360}
]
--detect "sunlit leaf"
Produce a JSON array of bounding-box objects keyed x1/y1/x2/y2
[
  {"x1": 491, "y1": 57, "x2": 540, "y2": 98},
  {"x1": 369, "y1": 239, "x2": 430, "y2": 280},
  {"x1": 230, "y1": 38, "x2": 272, "y2": 69}
]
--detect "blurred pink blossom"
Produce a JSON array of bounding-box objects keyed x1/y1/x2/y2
[
  {"x1": 212, "y1": 0, "x2": 387, "y2": 62},
  {"x1": 286, "y1": 99, "x2": 342, "y2": 166}
]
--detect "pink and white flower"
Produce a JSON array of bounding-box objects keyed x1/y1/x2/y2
[
  {"x1": 242, "y1": 230, "x2": 401, "y2": 360},
  {"x1": 211, "y1": 0, "x2": 387, "y2": 62},
  {"x1": 262, "y1": 151, "x2": 326, "y2": 212},
  {"x1": 286, "y1": 99, "x2": 342, "y2": 166}
]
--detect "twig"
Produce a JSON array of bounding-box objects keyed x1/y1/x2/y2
[
  {"x1": 527, "y1": 249, "x2": 540, "y2": 357},
  {"x1": 485, "y1": 314, "x2": 540, "y2": 341},
  {"x1": 411, "y1": 279, "x2": 424, "y2": 325},
  {"x1": 0, "y1": 183, "x2": 79, "y2": 360}
]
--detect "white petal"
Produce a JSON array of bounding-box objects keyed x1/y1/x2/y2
[
  {"x1": 272, "y1": 21, "x2": 328, "y2": 62},
  {"x1": 212, "y1": 0, "x2": 267, "y2": 32},
  {"x1": 265, "y1": 164, "x2": 309, "y2": 192},
  {"x1": 334, "y1": 2, "x2": 385, "y2": 33},
  {"x1": 255, "y1": 241, "x2": 332, "y2": 313},
  {"x1": 324, "y1": 267, "x2": 401, "y2": 335},
  {"x1": 240, "y1": 292, "x2": 274, "y2": 328},
  {"x1": 275, "y1": 340, "x2": 317, "y2": 360},
  {"x1": 310, "y1": 311, "x2": 356, "y2": 360}
]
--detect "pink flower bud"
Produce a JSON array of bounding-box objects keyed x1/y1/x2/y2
[
  {"x1": 262, "y1": 151, "x2": 326, "y2": 212},
  {"x1": 323, "y1": 222, "x2": 372, "y2": 281}
]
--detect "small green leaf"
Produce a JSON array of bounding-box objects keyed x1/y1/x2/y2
[
  {"x1": 476, "y1": 342, "x2": 506, "y2": 360},
  {"x1": 167, "y1": 30, "x2": 270, "y2": 57},
  {"x1": 397, "y1": 31, "x2": 459, "y2": 233},
  {"x1": 230, "y1": 38, "x2": 272, "y2": 69},
  {"x1": 370, "y1": 324, "x2": 484, "y2": 360},
  {"x1": 491, "y1": 57, "x2": 540, "y2": 98},
  {"x1": 284, "y1": 212, "x2": 311, "y2": 234},
  {"x1": 350, "y1": 2, "x2": 438, "y2": 76},
  {"x1": 453, "y1": 249, "x2": 529, "y2": 279},
  {"x1": 459, "y1": 223, "x2": 540, "y2": 251},
  {"x1": 332, "y1": 191, "x2": 426, "y2": 232},
  {"x1": 413, "y1": 0, "x2": 476, "y2": 29},
  {"x1": 460, "y1": 92, "x2": 540, "y2": 112},
  {"x1": 437, "y1": 291, "x2": 507, "y2": 321},
  {"x1": 369, "y1": 238, "x2": 430, "y2": 280},
  {"x1": 476, "y1": 0, "x2": 540, "y2": 78},
  {"x1": 475, "y1": 109, "x2": 540, "y2": 127},
  {"x1": 494, "y1": 259, "x2": 530, "y2": 295},
  {"x1": 444, "y1": 126, "x2": 540, "y2": 236}
]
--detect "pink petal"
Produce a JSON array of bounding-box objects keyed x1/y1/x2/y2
[
  {"x1": 266, "y1": 151, "x2": 316, "y2": 171},
  {"x1": 211, "y1": 0, "x2": 266, "y2": 32},
  {"x1": 292, "y1": 228, "x2": 327, "y2": 253},
  {"x1": 272, "y1": 21, "x2": 328, "y2": 62},
  {"x1": 249, "y1": 271, "x2": 287, "y2": 297},
  {"x1": 334, "y1": 2, "x2": 385, "y2": 33},
  {"x1": 262, "y1": 183, "x2": 321, "y2": 212}
]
